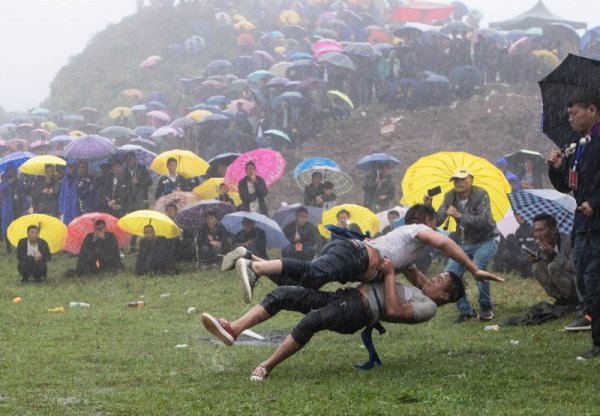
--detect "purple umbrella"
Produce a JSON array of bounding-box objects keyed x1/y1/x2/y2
[
  {"x1": 49, "y1": 135, "x2": 74, "y2": 146},
  {"x1": 116, "y1": 144, "x2": 157, "y2": 167},
  {"x1": 170, "y1": 117, "x2": 195, "y2": 129},
  {"x1": 64, "y1": 135, "x2": 116, "y2": 161},
  {"x1": 175, "y1": 199, "x2": 235, "y2": 231}
]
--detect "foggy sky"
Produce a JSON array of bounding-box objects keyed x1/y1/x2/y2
[{"x1": 0, "y1": 0, "x2": 599, "y2": 113}]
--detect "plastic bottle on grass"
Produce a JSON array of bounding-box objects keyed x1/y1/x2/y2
[
  {"x1": 48, "y1": 306, "x2": 65, "y2": 313},
  {"x1": 69, "y1": 302, "x2": 90, "y2": 308},
  {"x1": 128, "y1": 301, "x2": 145, "y2": 308}
]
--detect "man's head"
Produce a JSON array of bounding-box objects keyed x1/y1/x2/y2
[
  {"x1": 245, "y1": 161, "x2": 256, "y2": 177},
  {"x1": 218, "y1": 183, "x2": 229, "y2": 195},
  {"x1": 206, "y1": 212, "x2": 218, "y2": 228},
  {"x1": 295, "y1": 206, "x2": 309, "y2": 225},
  {"x1": 94, "y1": 220, "x2": 106, "y2": 238},
  {"x1": 143, "y1": 224, "x2": 156, "y2": 240},
  {"x1": 450, "y1": 168, "x2": 474, "y2": 194},
  {"x1": 405, "y1": 204, "x2": 436, "y2": 229},
  {"x1": 111, "y1": 159, "x2": 122, "y2": 176},
  {"x1": 167, "y1": 157, "x2": 178, "y2": 175},
  {"x1": 44, "y1": 164, "x2": 55, "y2": 179},
  {"x1": 422, "y1": 272, "x2": 466, "y2": 305},
  {"x1": 126, "y1": 152, "x2": 137, "y2": 168},
  {"x1": 323, "y1": 181, "x2": 334, "y2": 194},
  {"x1": 78, "y1": 161, "x2": 89, "y2": 176},
  {"x1": 386, "y1": 210, "x2": 400, "y2": 224},
  {"x1": 165, "y1": 203, "x2": 178, "y2": 219},
  {"x1": 311, "y1": 171, "x2": 322, "y2": 186},
  {"x1": 27, "y1": 225, "x2": 39, "y2": 241},
  {"x1": 336, "y1": 209, "x2": 351, "y2": 226},
  {"x1": 532, "y1": 213, "x2": 558, "y2": 244},
  {"x1": 242, "y1": 217, "x2": 256, "y2": 231},
  {"x1": 567, "y1": 90, "x2": 600, "y2": 135}
]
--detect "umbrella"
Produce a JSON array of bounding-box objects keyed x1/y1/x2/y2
[
  {"x1": 116, "y1": 144, "x2": 156, "y2": 167},
  {"x1": 355, "y1": 153, "x2": 400, "y2": 170},
  {"x1": 118, "y1": 210, "x2": 181, "y2": 238},
  {"x1": 31, "y1": 128, "x2": 51, "y2": 139},
  {"x1": 63, "y1": 212, "x2": 131, "y2": 255},
  {"x1": 49, "y1": 135, "x2": 74, "y2": 146},
  {"x1": 503, "y1": 149, "x2": 545, "y2": 172},
  {"x1": 123, "y1": 89, "x2": 144, "y2": 99},
  {"x1": 131, "y1": 138, "x2": 157, "y2": 150},
  {"x1": 193, "y1": 178, "x2": 242, "y2": 206},
  {"x1": 476, "y1": 28, "x2": 509, "y2": 47},
  {"x1": 6, "y1": 139, "x2": 29, "y2": 152},
  {"x1": 224, "y1": 148, "x2": 286, "y2": 192},
  {"x1": 99, "y1": 126, "x2": 136, "y2": 139},
  {"x1": 288, "y1": 52, "x2": 315, "y2": 61},
  {"x1": 440, "y1": 21, "x2": 473, "y2": 34},
  {"x1": 206, "y1": 153, "x2": 241, "y2": 177},
  {"x1": 318, "y1": 52, "x2": 356, "y2": 71},
  {"x1": 146, "y1": 110, "x2": 172, "y2": 123},
  {"x1": 279, "y1": 10, "x2": 301, "y2": 25},
  {"x1": 401, "y1": 151, "x2": 511, "y2": 231},
  {"x1": 293, "y1": 157, "x2": 339, "y2": 176},
  {"x1": 30, "y1": 108, "x2": 50, "y2": 116},
  {"x1": 0, "y1": 151, "x2": 35, "y2": 173},
  {"x1": 264, "y1": 129, "x2": 291, "y2": 142},
  {"x1": 175, "y1": 199, "x2": 236, "y2": 231},
  {"x1": 19, "y1": 155, "x2": 66, "y2": 176},
  {"x1": 508, "y1": 189, "x2": 576, "y2": 235},
  {"x1": 69, "y1": 130, "x2": 86, "y2": 138},
  {"x1": 326, "y1": 90, "x2": 355, "y2": 108},
  {"x1": 234, "y1": 21, "x2": 255, "y2": 31},
  {"x1": 151, "y1": 126, "x2": 182, "y2": 138},
  {"x1": 170, "y1": 117, "x2": 195, "y2": 129},
  {"x1": 108, "y1": 107, "x2": 132, "y2": 119},
  {"x1": 198, "y1": 114, "x2": 230, "y2": 124},
  {"x1": 153, "y1": 191, "x2": 201, "y2": 213},
  {"x1": 538, "y1": 54, "x2": 600, "y2": 149},
  {"x1": 318, "y1": 204, "x2": 379, "y2": 239},
  {"x1": 282, "y1": 25, "x2": 308, "y2": 40},
  {"x1": 151, "y1": 149, "x2": 209, "y2": 178},
  {"x1": 247, "y1": 70, "x2": 274, "y2": 83},
  {"x1": 205, "y1": 95, "x2": 231, "y2": 106},
  {"x1": 64, "y1": 135, "x2": 116, "y2": 161},
  {"x1": 187, "y1": 110, "x2": 212, "y2": 122},
  {"x1": 131, "y1": 104, "x2": 148, "y2": 112},
  {"x1": 227, "y1": 99, "x2": 256, "y2": 113},
  {"x1": 343, "y1": 42, "x2": 380, "y2": 59},
  {"x1": 271, "y1": 91, "x2": 306, "y2": 108},
  {"x1": 266, "y1": 77, "x2": 291, "y2": 88},
  {"x1": 133, "y1": 126, "x2": 155, "y2": 138},
  {"x1": 496, "y1": 208, "x2": 520, "y2": 238},
  {"x1": 272, "y1": 203, "x2": 324, "y2": 229},
  {"x1": 7, "y1": 214, "x2": 67, "y2": 253},
  {"x1": 270, "y1": 62, "x2": 293, "y2": 77},
  {"x1": 295, "y1": 165, "x2": 353, "y2": 196},
  {"x1": 30, "y1": 139, "x2": 51, "y2": 150},
  {"x1": 376, "y1": 206, "x2": 409, "y2": 232},
  {"x1": 221, "y1": 211, "x2": 289, "y2": 249}
]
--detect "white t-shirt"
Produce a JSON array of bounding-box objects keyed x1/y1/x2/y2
[
  {"x1": 366, "y1": 223, "x2": 430, "y2": 269},
  {"x1": 365, "y1": 282, "x2": 437, "y2": 324}
]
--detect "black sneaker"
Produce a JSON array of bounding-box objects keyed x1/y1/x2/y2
[
  {"x1": 479, "y1": 306, "x2": 494, "y2": 321},
  {"x1": 565, "y1": 315, "x2": 592, "y2": 331},
  {"x1": 235, "y1": 258, "x2": 259, "y2": 303},
  {"x1": 577, "y1": 345, "x2": 600, "y2": 360},
  {"x1": 454, "y1": 310, "x2": 477, "y2": 324}
]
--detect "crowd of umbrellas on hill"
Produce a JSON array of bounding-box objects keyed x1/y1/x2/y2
[{"x1": 0, "y1": 0, "x2": 596, "y2": 277}]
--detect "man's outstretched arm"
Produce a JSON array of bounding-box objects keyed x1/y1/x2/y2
[{"x1": 381, "y1": 257, "x2": 415, "y2": 322}]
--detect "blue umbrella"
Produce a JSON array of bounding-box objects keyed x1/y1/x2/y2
[
  {"x1": 221, "y1": 211, "x2": 289, "y2": 249},
  {"x1": 288, "y1": 52, "x2": 314, "y2": 61},
  {"x1": 0, "y1": 151, "x2": 35, "y2": 173},
  {"x1": 508, "y1": 189, "x2": 576, "y2": 235},
  {"x1": 131, "y1": 104, "x2": 148, "y2": 112},
  {"x1": 293, "y1": 157, "x2": 353, "y2": 195},
  {"x1": 198, "y1": 114, "x2": 230, "y2": 124},
  {"x1": 355, "y1": 153, "x2": 400, "y2": 169},
  {"x1": 205, "y1": 95, "x2": 231, "y2": 106},
  {"x1": 271, "y1": 91, "x2": 306, "y2": 108},
  {"x1": 247, "y1": 70, "x2": 274, "y2": 83},
  {"x1": 272, "y1": 203, "x2": 324, "y2": 229},
  {"x1": 293, "y1": 157, "x2": 339, "y2": 178},
  {"x1": 99, "y1": 126, "x2": 137, "y2": 139},
  {"x1": 146, "y1": 101, "x2": 167, "y2": 110},
  {"x1": 133, "y1": 126, "x2": 155, "y2": 138},
  {"x1": 264, "y1": 129, "x2": 291, "y2": 142}
]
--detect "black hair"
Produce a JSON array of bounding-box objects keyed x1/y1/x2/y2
[
  {"x1": 245, "y1": 161, "x2": 256, "y2": 168},
  {"x1": 165, "y1": 202, "x2": 177, "y2": 210},
  {"x1": 323, "y1": 181, "x2": 334, "y2": 189},
  {"x1": 27, "y1": 225, "x2": 40, "y2": 232},
  {"x1": 144, "y1": 224, "x2": 155, "y2": 231},
  {"x1": 94, "y1": 219, "x2": 106, "y2": 227},
  {"x1": 167, "y1": 157, "x2": 177, "y2": 165},
  {"x1": 532, "y1": 213, "x2": 557, "y2": 230},
  {"x1": 311, "y1": 171, "x2": 322, "y2": 178},
  {"x1": 567, "y1": 89, "x2": 600, "y2": 111},
  {"x1": 295, "y1": 206, "x2": 308, "y2": 215},
  {"x1": 405, "y1": 204, "x2": 436, "y2": 225},
  {"x1": 206, "y1": 211, "x2": 217, "y2": 218},
  {"x1": 446, "y1": 272, "x2": 466, "y2": 303},
  {"x1": 387, "y1": 210, "x2": 400, "y2": 218},
  {"x1": 336, "y1": 209, "x2": 350, "y2": 219}
]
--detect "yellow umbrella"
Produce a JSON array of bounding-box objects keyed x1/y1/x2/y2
[
  {"x1": 118, "y1": 210, "x2": 181, "y2": 238},
  {"x1": 279, "y1": 10, "x2": 301, "y2": 25},
  {"x1": 193, "y1": 178, "x2": 242, "y2": 206},
  {"x1": 233, "y1": 14, "x2": 247, "y2": 23},
  {"x1": 234, "y1": 21, "x2": 255, "y2": 31},
  {"x1": 401, "y1": 151, "x2": 511, "y2": 231},
  {"x1": 326, "y1": 90, "x2": 354, "y2": 109},
  {"x1": 532, "y1": 49, "x2": 560, "y2": 71},
  {"x1": 69, "y1": 130, "x2": 86, "y2": 138},
  {"x1": 41, "y1": 121, "x2": 57, "y2": 131},
  {"x1": 19, "y1": 155, "x2": 66, "y2": 176},
  {"x1": 123, "y1": 89, "x2": 144, "y2": 99},
  {"x1": 150, "y1": 149, "x2": 209, "y2": 178},
  {"x1": 7, "y1": 214, "x2": 67, "y2": 253},
  {"x1": 186, "y1": 110, "x2": 212, "y2": 122},
  {"x1": 318, "y1": 204, "x2": 379, "y2": 238},
  {"x1": 108, "y1": 106, "x2": 132, "y2": 119}
]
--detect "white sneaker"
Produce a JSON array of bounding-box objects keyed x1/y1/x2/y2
[
  {"x1": 236, "y1": 258, "x2": 258, "y2": 304},
  {"x1": 221, "y1": 246, "x2": 248, "y2": 272}
]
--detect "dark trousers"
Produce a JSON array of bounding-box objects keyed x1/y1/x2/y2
[
  {"x1": 18, "y1": 257, "x2": 47, "y2": 282},
  {"x1": 198, "y1": 244, "x2": 223, "y2": 265},
  {"x1": 573, "y1": 231, "x2": 600, "y2": 347},
  {"x1": 260, "y1": 286, "x2": 369, "y2": 346},
  {"x1": 270, "y1": 239, "x2": 369, "y2": 290},
  {"x1": 282, "y1": 244, "x2": 316, "y2": 261}
]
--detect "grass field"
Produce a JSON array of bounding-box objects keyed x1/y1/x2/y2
[{"x1": 1, "y1": 253, "x2": 599, "y2": 415}]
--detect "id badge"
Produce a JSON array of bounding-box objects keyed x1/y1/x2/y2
[
  {"x1": 569, "y1": 170, "x2": 578, "y2": 190},
  {"x1": 295, "y1": 243, "x2": 303, "y2": 252}
]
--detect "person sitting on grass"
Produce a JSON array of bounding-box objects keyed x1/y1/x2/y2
[
  {"x1": 197, "y1": 212, "x2": 230, "y2": 269},
  {"x1": 135, "y1": 224, "x2": 176, "y2": 275},
  {"x1": 201, "y1": 257, "x2": 465, "y2": 381},
  {"x1": 72, "y1": 219, "x2": 124, "y2": 277},
  {"x1": 233, "y1": 217, "x2": 268, "y2": 260},
  {"x1": 17, "y1": 225, "x2": 51, "y2": 283}
]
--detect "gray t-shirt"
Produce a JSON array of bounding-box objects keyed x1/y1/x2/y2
[
  {"x1": 366, "y1": 223, "x2": 430, "y2": 270},
  {"x1": 365, "y1": 282, "x2": 437, "y2": 324}
]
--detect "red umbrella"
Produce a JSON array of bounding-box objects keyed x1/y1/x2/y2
[
  {"x1": 228, "y1": 99, "x2": 256, "y2": 113},
  {"x1": 64, "y1": 212, "x2": 131, "y2": 255},
  {"x1": 392, "y1": 2, "x2": 453, "y2": 24},
  {"x1": 237, "y1": 33, "x2": 256, "y2": 47}
]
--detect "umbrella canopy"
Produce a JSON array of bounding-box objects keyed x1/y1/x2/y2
[
  {"x1": 318, "y1": 204, "x2": 380, "y2": 238},
  {"x1": 295, "y1": 165, "x2": 353, "y2": 196},
  {"x1": 355, "y1": 153, "x2": 400, "y2": 170},
  {"x1": 123, "y1": 88, "x2": 144, "y2": 99},
  {"x1": 170, "y1": 117, "x2": 195, "y2": 129},
  {"x1": 187, "y1": 110, "x2": 213, "y2": 122},
  {"x1": 49, "y1": 135, "x2": 74, "y2": 146},
  {"x1": 503, "y1": 149, "x2": 545, "y2": 172},
  {"x1": 538, "y1": 54, "x2": 600, "y2": 149},
  {"x1": 401, "y1": 151, "x2": 511, "y2": 231},
  {"x1": 392, "y1": 2, "x2": 456, "y2": 24},
  {"x1": 19, "y1": 155, "x2": 66, "y2": 176},
  {"x1": 99, "y1": 126, "x2": 136, "y2": 139},
  {"x1": 271, "y1": 91, "x2": 307, "y2": 108},
  {"x1": 224, "y1": 148, "x2": 286, "y2": 192},
  {"x1": 63, "y1": 212, "x2": 131, "y2": 255},
  {"x1": 0, "y1": 151, "x2": 35, "y2": 173},
  {"x1": 508, "y1": 189, "x2": 576, "y2": 234},
  {"x1": 228, "y1": 99, "x2": 256, "y2": 113},
  {"x1": 247, "y1": 70, "x2": 274, "y2": 83},
  {"x1": 496, "y1": 208, "x2": 520, "y2": 238},
  {"x1": 151, "y1": 126, "x2": 182, "y2": 138},
  {"x1": 150, "y1": 149, "x2": 209, "y2": 179},
  {"x1": 108, "y1": 107, "x2": 132, "y2": 119},
  {"x1": 193, "y1": 178, "x2": 242, "y2": 206},
  {"x1": 440, "y1": 21, "x2": 473, "y2": 34},
  {"x1": 317, "y1": 52, "x2": 356, "y2": 71},
  {"x1": 153, "y1": 191, "x2": 201, "y2": 213},
  {"x1": 206, "y1": 153, "x2": 241, "y2": 176},
  {"x1": 264, "y1": 129, "x2": 291, "y2": 142},
  {"x1": 376, "y1": 206, "x2": 409, "y2": 232},
  {"x1": 175, "y1": 199, "x2": 236, "y2": 232},
  {"x1": 272, "y1": 203, "x2": 324, "y2": 229},
  {"x1": 118, "y1": 210, "x2": 181, "y2": 238},
  {"x1": 293, "y1": 156, "x2": 339, "y2": 177},
  {"x1": 64, "y1": 135, "x2": 116, "y2": 161},
  {"x1": 326, "y1": 90, "x2": 355, "y2": 108},
  {"x1": 221, "y1": 211, "x2": 289, "y2": 249},
  {"x1": 7, "y1": 214, "x2": 67, "y2": 253},
  {"x1": 147, "y1": 110, "x2": 172, "y2": 123},
  {"x1": 270, "y1": 62, "x2": 293, "y2": 77},
  {"x1": 116, "y1": 144, "x2": 156, "y2": 168}
]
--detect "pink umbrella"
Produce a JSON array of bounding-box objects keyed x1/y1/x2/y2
[
  {"x1": 64, "y1": 212, "x2": 131, "y2": 255},
  {"x1": 31, "y1": 128, "x2": 51, "y2": 139},
  {"x1": 228, "y1": 99, "x2": 256, "y2": 113},
  {"x1": 508, "y1": 37, "x2": 536, "y2": 56},
  {"x1": 224, "y1": 148, "x2": 286, "y2": 192},
  {"x1": 312, "y1": 39, "x2": 343, "y2": 53},
  {"x1": 146, "y1": 110, "x2": 172, "y2": 123},
  {"x1": 30, "y1": 139, "x2": 51, "y2": 149},
  {"x1": 153, "y1": 191, "x2": 201, "y2": 213}
]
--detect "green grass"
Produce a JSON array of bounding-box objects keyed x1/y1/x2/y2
[{"x1": 1, "y1": 253, "x2": 599, "y2": 415}]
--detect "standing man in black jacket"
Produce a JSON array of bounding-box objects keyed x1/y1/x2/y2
[
  {"x1": 547, "y1": 90, "x2": 600, "y2": 360},
  {"x1": 101, "y1": 159, "x2": 132, "y2": 218},
  {"x1": 238, "y1": 161, "x2": 268, "y2": 216},
  {"x1": 17, "y1": 225, "x2": 51, "y2": 282}
]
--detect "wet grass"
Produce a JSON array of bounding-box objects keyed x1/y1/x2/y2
[{"x1": 1, "y1": 253, "x2": 599, "y2": 415}]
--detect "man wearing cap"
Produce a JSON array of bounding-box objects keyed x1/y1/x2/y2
[{"x1": 424, "y1": 168, "x2": 499, "y2": 323}]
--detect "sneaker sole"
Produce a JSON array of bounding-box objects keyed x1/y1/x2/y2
[
  {"x1": 565, "y1": 326, "x2": 592, "y2": 331},
  {"x1": 221, "y1": 247, "x2": 247, "y2": 272},
  {"x1": 200, "y1": 313, "x2": 234, "y2": 346},
  {"x1": 236, "y1": 260, "x2": 253, "y2": 304}
]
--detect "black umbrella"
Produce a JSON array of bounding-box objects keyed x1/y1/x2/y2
[{"x1": 538, "y1": 54, "x2": 600, "y2": 149}]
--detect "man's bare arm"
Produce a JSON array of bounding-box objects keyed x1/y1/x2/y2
[
  {"x1": 401, "y1": 264, "x2": 429, "y2": 290},
  {"x1": 381, "y1": 257, "x2": 415, "y2": 322}
]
